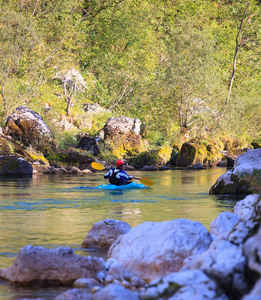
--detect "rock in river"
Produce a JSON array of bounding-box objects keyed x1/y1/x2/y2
[
  {"x1": 0, "y1": 155, "x2": 33, "y2": 177},
  {"x1": 82, "y1": 219, "x2": 132, "y2": 250},
  {"x1": 0, "y1": 245, "x2": 106, "y2": 286}
]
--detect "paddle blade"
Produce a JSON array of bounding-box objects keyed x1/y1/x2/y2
[
  {"x1": 91, "y1": 162, "x2": 105, "y2": 170},
  {"x1": 139, "y1": 178, "x2": 154, "y2": 186}
]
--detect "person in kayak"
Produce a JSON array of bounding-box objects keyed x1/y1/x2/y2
[{"x1": 104, "y1": 159, "x2": 133, "y2": 186}]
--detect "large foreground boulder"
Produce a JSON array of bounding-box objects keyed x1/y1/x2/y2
[
  {"x1": 0, "y1": 245, "x2": 106, "y2": 286},
  {"x1": 182, "y1": 237, "x2": 247, "y2": 298},
  {"x1": 0, "y1": 155, "x2": 33, "y2": 177},
  {"x1": 210, "y1": 148, "x2": 261, "y2": 194},
  {"x1": 82, "y1": 219, "x2": 131, "y2": 249},
  {"x1": 107, "y1": 218, "x2": 212, "y2": 281},
  {"x1": 3, "y1": 106, "x2": 54, "y2": 153}
]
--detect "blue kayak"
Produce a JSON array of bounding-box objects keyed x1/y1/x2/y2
[{"x1": 97, "y1": 182, "x2": 146, "y2": 190}]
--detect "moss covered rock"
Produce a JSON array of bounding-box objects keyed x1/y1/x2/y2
[
  {"x1": 251, "y1": 141, "x2": 261, "y2": 149},
  {"x1": 128, "y1": 147, "x2": 172, "y2": 169},
  {"x1": 48, "y1": 148, "x2": 95, "y2": 170},
  {"x1": 128, "y1": 151, "x2": 159, "y2": 169},
  {"x1": 26, "y1": 147, "x2": 50, "y2": 166},
  {"x1": 176, "y1": 142, "x2": 207, "y2": 167},
  {"x1": 176, "y1": 141, "x2": 222, "y2": 167},
  {"x1": 0, "y1": 137, "x2": 12, "y2": 155},
  {"x1": 0, "y1": 155, "x2": 33, "y2": 177},
  {"x1": 103, "y1": 116, "x2": 143, "y2": 157},
  {"x1": 3, "y1": 106, "x2": 55, "y2": 154}
]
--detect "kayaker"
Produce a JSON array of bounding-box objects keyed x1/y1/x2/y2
[{"x1": 104, "y1": 159, "x2": 133, "y2": 186}]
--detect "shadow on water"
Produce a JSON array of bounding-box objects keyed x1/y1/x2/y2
[{"x1": 0, "y1": 168, "x2": 244, "y2": 299}]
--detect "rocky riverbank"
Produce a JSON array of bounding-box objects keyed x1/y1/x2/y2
[
  {"x1": 0, "y1": 193, "x2": 260, "y2": 300},
  {"x1": 0, "y1": 105, "x2": 260, "y2": 196}
]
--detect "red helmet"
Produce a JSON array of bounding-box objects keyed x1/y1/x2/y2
[{"x1": 116, "y1": 159, "x2": 124, "y2": 167}]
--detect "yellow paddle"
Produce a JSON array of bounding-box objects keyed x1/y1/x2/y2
[{"x1": 91, "y1": 162, "x2": 154, "y2": 186}]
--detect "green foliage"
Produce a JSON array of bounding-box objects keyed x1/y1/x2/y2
[{"x1": 0, "y1": 0, "x2": 261, "y2": 150}]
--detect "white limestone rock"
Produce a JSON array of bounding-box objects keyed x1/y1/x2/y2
[
  {"x1": 140, "y1": 270, "x2": 228, "y2": 300},
  {"x1": 210, "y1": 211, "x2": 240, "y2": 236},
  {"x1": 108, "y1": 218, "x2": 212, "y2": 281},
  {"x1": 182, "y1": 237, "x2": 247, "y2": 297}
]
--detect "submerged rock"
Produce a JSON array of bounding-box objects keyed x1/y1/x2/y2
[
  {"x1": 82, "y1": 219, "x2": 131, "y2": 249},
  {"x1": 93, "y1": 284, "x2": 139, "y2": 300},
  {"x1": 0, "y1": 245, "x2": 106, "y2": 286},
  {"x1": 55, "y1": 288, "x2": 93, "y2": 300},
  {"x1": 108, "y1": 218, "x2": 212, "y2": 281}
]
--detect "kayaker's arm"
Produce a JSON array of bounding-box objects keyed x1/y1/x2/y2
[
  {"x1": 117, "y1": 170, "x2": 133, "y2": 182},
  {"x1": 104, "y1": 168, "x2": 113, "y2": 179}
]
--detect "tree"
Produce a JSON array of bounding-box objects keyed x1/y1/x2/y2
[{"x1": 0, "y1": 8, "x2": 40, "y2": 118}]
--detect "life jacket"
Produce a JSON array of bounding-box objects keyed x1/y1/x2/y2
[{"x1": 109, "y1": 168, "x2": 123, "y2": 186}]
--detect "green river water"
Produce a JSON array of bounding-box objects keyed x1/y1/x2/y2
[{"x1": 0, "y1": 167, "x2": 243, "y2": 299}]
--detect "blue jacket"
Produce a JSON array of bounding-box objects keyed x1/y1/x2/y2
[{"x1": 104, "y1": 168, "x2": 132, "y2": 185}]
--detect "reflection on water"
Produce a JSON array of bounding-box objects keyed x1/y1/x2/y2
[{"x1": 0, "y1": 168, "x2": 244, "y2": 299}]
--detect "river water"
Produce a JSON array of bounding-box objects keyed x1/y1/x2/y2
[{"x1": 0, "y1": 167, "x2": 243, "y2": 299}]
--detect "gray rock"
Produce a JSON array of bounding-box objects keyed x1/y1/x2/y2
[
  {"x1": 234, "y1": 194, "x2": 260, "y2": 221},
  {"x1": 244, "y1": 226, "x2": 261, "y2": 276},
  {"x1": 226, "y1": 219, "x2": 259, "y2": 245},
  {"x1": 0, "y1": 155, "x2": 33, "y2": 177},
  {"x1": 55, "y1": 288, "x2": 93, "y2": 300},
  {"x1": 82, "y1": 219, "x2": 131, "y2": 250},
  {"x1": 93, "y1": 284, "x2": 139, "y2": 300},
  {"x1": 141, "y1": 165, "x2": 157, "y2": 171},
  {"x1": 210, "y1": 149, "x2": 261, "y2": 194},
  {"x1": 140, "y1": 269, "x2": 228, "y2": 300},
  {"x1": 182, "y1": 237, "x2": 247, "y2": 297},
  {"x1": 0, "y1": 245, "x2": 106, "y2": 286},
  {"x1": 104, "y1": 116, "x2": 141, "y2": 136},
  {"x1": 106, "y1": 259, "x2": 133, "y2": 282},
  {"x1": 3, "y1": 106, "x2": 53, "y2": 150},
  {"x1": 73, "y1": 278, "x2": 101, "y2": 288},
  {"x1": 54, "y1": 68, "x2": 87, "y2": 92}
]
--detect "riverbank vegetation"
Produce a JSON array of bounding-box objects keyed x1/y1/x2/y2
[{"x1": 1, "y1": 0, "x2": 261, "y2": 151}]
